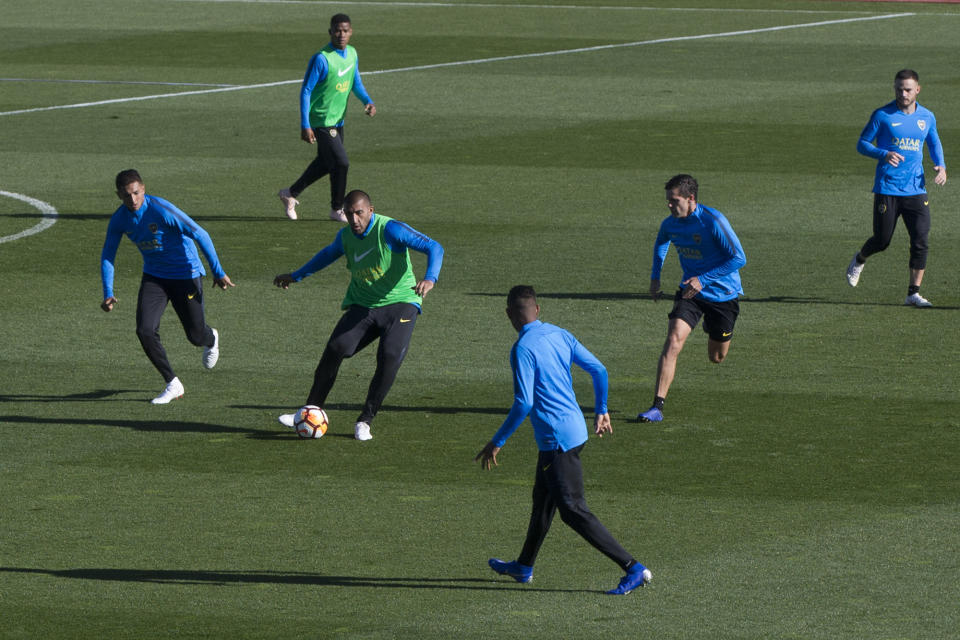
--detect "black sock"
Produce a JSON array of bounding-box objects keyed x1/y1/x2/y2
[
  {"x1": 653, "y1": 396, "x2": 665, "y2": 410},
  {"x1": 855, "y1": 253, "x2": 866, "y2": 265},
  {"x1": 908, "y1": 285, "x2": 920, "y2": 296}
]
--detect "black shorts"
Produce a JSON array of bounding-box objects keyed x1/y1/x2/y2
[{"x1": 668, "y1": 290, "x2": 739, "y2": 342}]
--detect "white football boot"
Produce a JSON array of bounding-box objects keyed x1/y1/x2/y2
[
  {"x1": 329, "y1": 208, "x2": 347, "y2": 223},
  {"x1": 278, "y1": 413, "x2": 296, "y2": 429},
  {"x1": 354, "y1": 421, "x2": 372, "y2": 441},
  {"x1": 202, "y1": 328, "x2": 219, "y2": 369},
  {"x1": 152, "y1": 377, "x2": 184, "y2": 404},
  {"x1": 846, "y1": 254, "x2": 864, "y2": 287},
  {"x1": 904, "y1": 293, "x2": 932, "y2": 307},
  {"x1": 278, "y1": 189, "x2": 299, "y2": 220}
]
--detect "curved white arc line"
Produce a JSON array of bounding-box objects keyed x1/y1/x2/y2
[{"x1": 0, "y1": 190, "x2": 59, "y2": 244}]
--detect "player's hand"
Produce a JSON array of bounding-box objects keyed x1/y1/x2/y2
[
  {"x1": 101, "y1": 296, "x2": 118, "y2": 312},
  {"x1": 475, "y1": 442, "x2": 501, "y2": 471},
  {"x1": 274, "y1": 273, "x2": 295, "y2": 289},
  {"x1": 301, "y1": 128, "x2": 316, "y2": 144},
  {"x1": 214, "y1": 275, "x2": 235, "y2": 290},
  {"x1": 681, "y1": 276, "x2": 702, "y2": 299},
  {"x1": 413, "y1": 279, "x2": 434, "y2": 298},
  {"x1": 885, "y1": 151, "x2": 905, "y2": 167},
  {"x1": 934, "y1": 166, "x2": 947, "y2": 186},
  {"x1": 649, "y1": 279, "x2": 662, "y2": 302},
  {"x1": 594, "y1": 413, "x2": 612, "y2": 437},
  {"x1": 364, "y1": 103, "x2": 377, "y2": 117}
]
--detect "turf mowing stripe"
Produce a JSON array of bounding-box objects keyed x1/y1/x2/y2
[
  {"x1": 172, "y1": 0, "x2": 895, "y2": 14},
  {"x1": 0, "y1": 12, "x2": 914, "y2": 119},
  {"x1": 0, "y1": 191, "x2": 59, "y2": 244},
  {"x1": 0, "y1": 78, "x2": 239, "y2": 88}
]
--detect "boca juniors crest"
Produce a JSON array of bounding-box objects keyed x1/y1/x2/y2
[
  {"x1": 918, "y1": 120, "x2": 926, "y2": 131},
  {"x1": 149, "y1": 223, "x2": 159, "y2": 234}
]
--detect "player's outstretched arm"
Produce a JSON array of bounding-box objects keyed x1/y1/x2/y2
[
  {"x1": 101, "y1": 296, "x2": 118, "y2": 312},
  {"x1": 273, "y1": 273, "x2": 296, "y2": 289},
  {"x1": 475, "y1": 441, "x2": 501, "y2": 470},
  {"x1": 214, "y1": 275, "x2": 235, "y2": 290}
]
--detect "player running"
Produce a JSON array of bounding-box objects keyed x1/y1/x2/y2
[
  {"x1": 637, "y1": 174, "x2": 746, "y2": 423},
  {"x1": 100, "y1": 169, "x2": 234, "y2": 404},
  {"x1": 846, "y1": 69, "x2": 947, "y2": 307},
  {"x1": 274, "y1": 189, "x2": 443, "y2": 441}
]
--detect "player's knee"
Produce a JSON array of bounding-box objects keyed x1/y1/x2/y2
[
  {"x1": 325, "y1": 340, "x2": 353, "y2": 359},
  {"x1": 135, "y1": 325, "x2": 156, "y2": 342},
  {"x1": 557, "y1": 502, "x2": 592, "y2": 527}
]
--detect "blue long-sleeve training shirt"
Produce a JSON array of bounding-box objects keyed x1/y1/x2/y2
[
  {"x1": 491, "y1": 320, "x2": 608, "y2": 452},
  {"x1": 651, "y1": 203, "x2": 746, "y2": 303},
  {"x1": 857, "y1": 101, "x2": 945, "y2": 196},
  {"x1": 100, "y1": 194, "x2": 225, "y2": 299},
  {"x1": 299, "y1": 46, "x2": 373, "y2": 130},
  {"x1": 290, "y1": 213, "x2": 443, "y2": 309}
]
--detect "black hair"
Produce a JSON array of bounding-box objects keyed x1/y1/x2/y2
[{"x1": 115, "y1": 169, "x2": 143, "y2": 191}]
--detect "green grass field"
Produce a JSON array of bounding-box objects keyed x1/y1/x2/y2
[{"x1": 2, "y1": 0, "x2": 959, "y2": 638}]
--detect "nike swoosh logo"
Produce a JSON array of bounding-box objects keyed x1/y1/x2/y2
[
  {"x1": 187, "y1": 293, "x2": 196, "y2": 300},
  {"x1": 924, "y1": 201, "x2": 929, "y2": 206},
  {"x1": 891, "y1": 122, "x2": 902, "y2": 127},
  {"x1": 400, "y1": 318, "x2": 412, "y2": 323},
  {"x1": 722, "y1": 331, "x2": 732, "y2": 337},
  {"x1": 541, "y1": 464, "x2": 551, "y2": 472},
  {"x1": 353, "y1": 247, "x2": 374, "y2": 262},
  {"x1": 338, "y1": 64, "x2": 354, "y2": 77}
]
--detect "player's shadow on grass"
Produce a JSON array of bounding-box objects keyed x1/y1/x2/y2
[
  {"x1": 231, "y1": 402, "x2": 507, "y2": 415},
  {"x1": 0, "y1": 415, "x2": 281, "y2": 438},
  {"x1": 740, "y1": 294, "x2": 960, "y2": 309},
  {"x1": 0, "y1": 566, "x2": 589, "y2": 593},
  {"x1": 0, "y1": 389, "x2": 142, "y2": 403},
  {"x1": 0, "y1": 212, "x2": 300, "y2": 223}
]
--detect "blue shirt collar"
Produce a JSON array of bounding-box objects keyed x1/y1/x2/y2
[{"x1": 519, "y1": 319, "x2": 543, "y2": 335}]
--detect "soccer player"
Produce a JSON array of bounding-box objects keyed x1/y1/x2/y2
[
  {"x1": 637, "y1": 174, "x2": 746, "y2": 423},
  {"x1": 274, "y1": 190, "x2": 443, "y2": 441},
  {"x1": 278, "y1": 13, "x2": 376, "y2": 223},
  {"x1": 846, "y1": 69, "x2": 947, "y2": 307},
  {"x1": 100, "y1": 169, "x2": 235, "y2": 404},
  {"x1": 476, "y1": 285, "x2": 651, "y2": 596}
]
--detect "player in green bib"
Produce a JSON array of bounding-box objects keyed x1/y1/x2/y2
[
  {"x1": 274, "y1": 190, "x2": 444, "y2": 441},
  {"x1": 277, "y1": 14, "x2": 376, "y2": 223}
]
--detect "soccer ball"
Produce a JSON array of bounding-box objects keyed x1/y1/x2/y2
[{"x1": 294, "y1": 405, "x2": 329, "y2": 439}]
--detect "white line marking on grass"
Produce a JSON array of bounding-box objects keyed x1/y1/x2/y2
[
  {"x1": 0, "y1": 191, "x2": 58, "y2": 244},
  {"x1": 0, "y1": 12, "x2": 914, "y2": 118},
  {"x1": 0, "y1": 79, "x2": 299, "y2": 117},
  {"x1": 0, "y1": 77, "x2": 238, "y2": 88}
]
